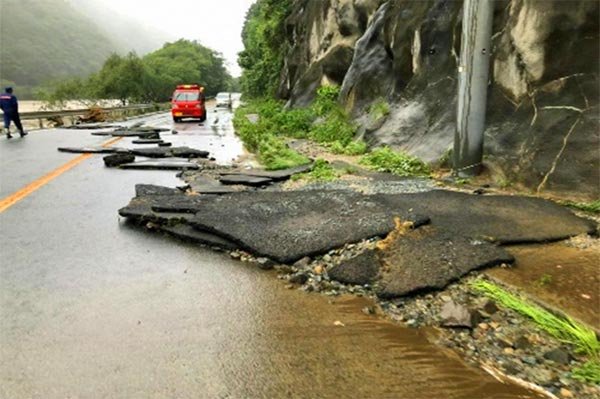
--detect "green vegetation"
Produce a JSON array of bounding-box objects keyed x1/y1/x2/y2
[
  {"x1": 39, "y1": 40, "x2": 232, "y2": 106},
  {"x1": 291, "y1": 159, "x2": 340, "y2": 182},
  {"x1": 238, "y1": 0, "x2": 292, "y2": 98},
  {"x1": 329, "y1": 140, "x2": 368, "y2": 155},
  {"x1": 560, "y1": 200, "x2": 600, "y2": 214},
  {"x1": 369, "y1": 98, "x2": 391, "y2": 120},
  {"x1": 360, "y1": 147, "x2": 430, "y2": 177},
  {"x1": 573, "y1": 360, "x2": 600, "y2": 384},
  {"x1": 233, "y1": 85, "x2": 363, "y2": 170},
  {"x1": 471, "y1": 280, "x2": 600, "y2": 357},
  {"x1": 309, "y1": 111, "x2": 356, "y2": 145},
  {"x1": 258, "y1": 136, "x2": 310, "y2": 170},
  {"x1": 233, "y1": 100, "x2": 310, "y2": 170},
  {"x1": 497, "y1": 178, "x2": 513, "y2": 189}
]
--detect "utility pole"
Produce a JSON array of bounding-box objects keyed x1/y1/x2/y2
[{"x1": 453, "y1": 0, "x2": 495, "y2": 176}]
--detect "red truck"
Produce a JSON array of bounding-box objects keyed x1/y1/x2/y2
[{"x1": 171, "y1": 84, "x2": 206, "y2": 122}]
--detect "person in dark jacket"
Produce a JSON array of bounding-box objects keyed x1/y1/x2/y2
[{"x1": 0, "y1": 87, "x2": 27, "y2": 139}]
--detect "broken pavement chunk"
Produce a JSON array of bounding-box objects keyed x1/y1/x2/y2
[
  {"x1": 189, "y1": 190, "x2": 429, "y2": 263},
  {"x1": 58, "y1": 146, "x2": 126, "y2": 154},
  {"x1": 135, "y1": 184, "x2": 183, "y2": 197},
  {"x1": 111, "y1": 130, "x2": 161, "y2": 138},
  {"x1": 129, "y1": 147, "x2": 209, "y2": 159},
  {"x1": 119, "y1": 160, "x2": 200, "y2": 170},
  {"x1": 219, "y1": 163, "x2": 313, "y2": 182},
  {"x1": 375, "y1": 225, "x2": 514, "y2": 298},
  {"x1": 160, "y1": 224, "x2": 237, "y2": 249},
  {"x1": 132, "y1": 139, "x2": 164, "y2": 144},
  {"x1": 103, "y1": 153, "x2": 135, "y2": 167},
  {"x1": 328, "y1": 250, "x2": 380, "y2": 285},
  {"x1": 219, "y1": 174, "x2": 273, "y2": 187}
]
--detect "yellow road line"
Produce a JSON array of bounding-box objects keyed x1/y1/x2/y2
[{"x1": 0, "y1": 137, "x2": 123, "y2": 213}]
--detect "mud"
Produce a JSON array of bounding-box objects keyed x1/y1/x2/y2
[{"x1": 488, "y1": 243, "x2": 600, "y2": 330}]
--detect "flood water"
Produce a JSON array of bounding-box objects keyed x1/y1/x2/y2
[{"x1": 490, "y1": 242, "x2": 600, "y2": 330}]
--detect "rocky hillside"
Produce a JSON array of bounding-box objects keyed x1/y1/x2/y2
[{"x1": 277, "y1": 0, "x2": 599, "y2": 198}]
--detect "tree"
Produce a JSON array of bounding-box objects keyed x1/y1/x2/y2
[{"x1": 238, "y1": 0, "x2": 292, "y2": 98}]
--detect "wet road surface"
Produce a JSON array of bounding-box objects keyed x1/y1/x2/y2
[{"x1": 0, "y1": 108, "x2": 542, "y2": 398}]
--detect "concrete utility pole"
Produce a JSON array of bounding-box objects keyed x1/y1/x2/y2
[{"x1": 453, "y1": 0, "x2": 495, "y2": 176}]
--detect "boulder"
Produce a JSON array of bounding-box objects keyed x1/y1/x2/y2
[{"x1": 439, "y1": 301, "x2": 476, "y2": 329}]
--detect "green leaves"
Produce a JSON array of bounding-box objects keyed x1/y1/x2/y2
[
  {"x1": 471, "y1": 280, "x2": 600, "y2": 358},
  {"x1": 360, "y1": 147, "x2": 430, "y2": 177},
  {"x1": 239, "y1": 0, "x2": 292, "y2": 98}
]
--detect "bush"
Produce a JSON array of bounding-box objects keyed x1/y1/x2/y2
[
  {"x1": 273, "y1": 108, "x2": 314, "y2": 138},
  {"x1": 309, "y1": 111, "x2": 356, "y2": 145},
  {"x1": 312, "y1": 85, "x2": 341, "y2": 116},
  {"x1": 291, "y1": 159, "x2": 339, "y2": 182},
  {"x1": 233, "y1": 101, "x2": 310, "y2": 170},
  {"x1": 258, "y1": 136, "x2": 310, "y2": 170},
  {"x1": 360, "y1": 147, "x2": 430, "y2": 177},
  {"x1": 233, "y1": 85, "x2": 360, "y2": 170},
  {"x1": 329, "y1": 140, "x2": 368, "y2": 155}
]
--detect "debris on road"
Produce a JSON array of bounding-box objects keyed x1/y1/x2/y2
[
  {"x1": 128, "y1": 147, "x2": 209, "y2": 159},
  {"x1": 219, "y1": 163, "x2": 313, "y2": 182},
  {"x1": 219, "y1": 174, "x2": 273, "y2": 187},
  {"x1": 119, "y1": 160, "x2": 200, "y2": 170},
  {"x1": 66, "y1": 123, "x2": 124, "y2": 130},
  {"x1": 103, "y1": 153, "x2": 135, "y2": 167},
  {"x1": 58, "y1": 146, "x2": 127, "y2": 154},
  {"x1": 132, "y1": 139, "x2": 164, "y2": 144}
]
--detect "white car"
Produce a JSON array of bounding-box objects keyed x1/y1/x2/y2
[{"x1": 215, "y1": 92, "x2": 232, "y2": 108}]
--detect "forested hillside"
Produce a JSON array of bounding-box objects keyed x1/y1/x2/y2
[{"x1": 0, "y1": 0, "x2": 170, "y2": 91}]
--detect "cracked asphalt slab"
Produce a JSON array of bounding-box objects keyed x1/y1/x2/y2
[{"x1": 120, "y1": 187, "x2": 595, "y2": 265}]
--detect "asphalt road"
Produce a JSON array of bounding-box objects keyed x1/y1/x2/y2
[{"x1": 0, "y1": 108, "x2": 541, "y2": 398}]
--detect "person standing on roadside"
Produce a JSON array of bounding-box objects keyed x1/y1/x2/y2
[{"x1": 0, "y1": 87, "x2": 27, "y2": 139}]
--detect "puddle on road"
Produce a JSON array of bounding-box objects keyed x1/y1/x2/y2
[{"x1": 488, "y1": 242, "x2": 600, "y2": 330}]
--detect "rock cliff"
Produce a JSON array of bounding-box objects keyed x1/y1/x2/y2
[{"x1": 279, "y1": 0, "x2": 599, "y2": 198}]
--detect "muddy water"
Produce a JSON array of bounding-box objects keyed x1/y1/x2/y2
[{"x1": 489, "y1": 242, "x2": 600, "y2": 330}]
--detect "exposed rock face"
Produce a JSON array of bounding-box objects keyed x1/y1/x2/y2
[{"x1": 279, "y1": 0, "x2": 599, "y2": 198}]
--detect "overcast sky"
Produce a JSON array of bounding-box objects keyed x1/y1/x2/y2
[{"x1": 98, "y1": 0, "x2": 256, "y2": 77}]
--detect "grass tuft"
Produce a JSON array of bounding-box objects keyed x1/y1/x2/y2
[
  {"x1": 329, "y1": 140, "x2": 368, "y2": 155},
  {"x1": 291, "y1": 159, "x2": 339, "y2": 182},
  {"x1": 560, "y1": 200, "x2": 600, "y2": 214},
  {"x1": 471, "y1": 280, "x2": 600, "y2": 357},
  {"x1": 572, "y1": 360, "x2": 600, "y2": 384},
  {"x1": 369, "y1": 98, "x2": 390, "y2": 120},
  {"x1": 360, "y1": 147, "x2": 430, "y2": 177}
]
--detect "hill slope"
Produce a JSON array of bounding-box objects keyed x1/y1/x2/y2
[{"x1": 0, "y1": 0, "x2": 171, "y2": 87}]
